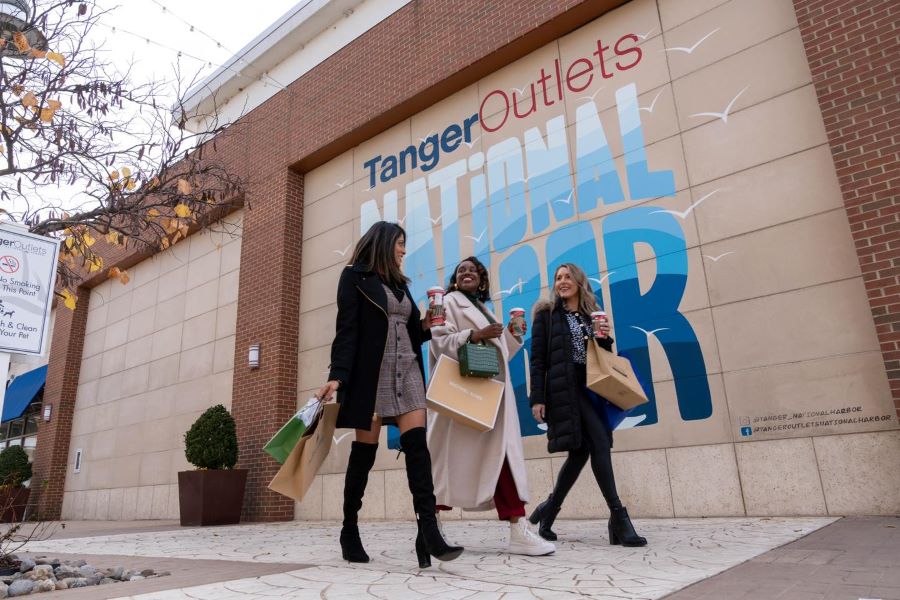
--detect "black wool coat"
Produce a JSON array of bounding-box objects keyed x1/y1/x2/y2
[
  {"x1": 529, "y1": 300, "x2": 614, "y2": 453},
  {"x1": 327, "y1": 265, "x2": 431, "y2": 430}
]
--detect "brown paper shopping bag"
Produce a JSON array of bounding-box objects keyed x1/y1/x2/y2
[
  {"x1": 586, "y1": 343, "x2": 649, "y2": 410},
  {"x1": 268, "y1": 402, "x2": 339, "y2": 503},
  {"x1": 426, "y1": 354, "x2": 504, "y2": 432}
]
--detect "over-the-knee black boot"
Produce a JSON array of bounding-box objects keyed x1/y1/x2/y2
[
  {"x1": 400, "y1": 427, "x2": 463, "y2": 567},
  {"x1": 340, "y1": 441, "x2": 378, "y2": 562},
  {"x1": 608, "y1": 506, "x2": 647, "y2": 547},
  {"x1": 528, "y1": 493, "x2": 562, "y2": 541}
]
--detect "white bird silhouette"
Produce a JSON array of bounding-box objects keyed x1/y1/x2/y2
[
  {"x1": 335, "y1": 180, "x2": 349, "y2": 189},
  {"x1": 512, "y1": 85, "x2": 528, "y2": 95},
  {"x1": 333, "y1": 432, "x2": 353, "y2": 445},
  {"x1": 636, "y1": 27, "x2": 656, "y2": 41},
  {"x1": 429, "y1": 215, "x2": 442, "y2": 225},
  {"x1": 465, "y1": 228, "x2": 487, "y2": 243},
  {"x1": 332, "y1": 243, "x2": 352, "y2": 257},
  {"x1": 554, "y1": 190, "x2": 574, "y2": 205},
  {"x1": 664, "y1": 28, "x2": 720, "y2": 54},
  {"x1": 493, "y1": 278, "x2": 524, "y2": 299},
  {"x1": 703, "y1": 251, "x2": 734, "y2": 262},
  {"x1": 361, "y1": 184, "x2": 375, "y2": 192},
  {"x1": 631, "y1": 325, "x2": 669, "y2": 338},
  {"x1": 639, "y1": 90, "x2": 664, "y2": 113},
  {"x1": 690, "y1": 86, "x2": 748, "y2": 124},
  {"x1": 589, "y1": 272, "x2": 616, "y2": 286},
  {"x1": 463, "y1": 136, "x2": 481, "y2": 149},
  {"x1": 578, "y1": 87, "x2": 605, "y2": 104},
  {"x1": 650, "y1": 188, "x2": 722, "y2": 219},
  {"x1": 418, "y1": 132, "x2": 436, "y2": 143},
  {"x1": 398, "y1": 216, "x2": 408, "y2": 226}
]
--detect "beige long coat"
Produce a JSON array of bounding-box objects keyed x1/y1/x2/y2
[{"x1": 427, "y1": 291, "x2": 529, "y2": 511}]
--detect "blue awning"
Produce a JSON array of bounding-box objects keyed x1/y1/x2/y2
[{"x1": 2, "y1": 365, "x2": 47, "y2": 423}]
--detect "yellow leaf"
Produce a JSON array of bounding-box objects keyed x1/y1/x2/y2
[
  {"x1": 106, "y1": 232, "x2": 119, "y2": 245},
  {"x1": 176, "y1": 179, "x2": 192, "y2": 194},
  {"x1": 119, "y1": 271, "x2": 130, "y2": 285},
  {"x1": 29, "y1": 48, "x2": 46, "y2": 59},
  {"x1": 174, "y1": 204, "x2": 190, "y2": 218},
  {"x1": 88, "y1": 255, "x2": 103, "y2": 272},
  {"x1": 109, "y1": 170, "x2": 119, "y2": 181},
  {"x1": 61, "y1": 289, "x2": 77, "y2": 310},
  {"x1": 13, "y1": 32, "x2": 29, "y2": 53},
  {"x1": 82, "y1": 232, "x2": 95, "y2": 246},
  {"x1": 64, "y1": 237, "x2": 74, "y2": 249},
  {"x1": 121, "y1": 167, "x2": 131, "y2": 178},
  {"x1": 160, "y1": 237, "x2": 170, "y2": 250},
  {"x1": 147, "y1": 208, "x2": 160, "y2": 217},
  {"x1": 11, "y1": 85, "x2": 22, "y2": 96},
  {"x1": 125, "y1": 179, "x2": 136, "y2": 191},
  {"x1": 21, "y1": 92, "x2": 37, "y2": 108},
  {"x1": 39, "y1": 108, "x2": 54, "y2": 123},
  {"x1": 108, "y1": 267, "x2": 121, "y2": 279},
  {"x1": 171, "y1": 230, "x2": 183, "y2": 244},
  {"x1": 46, "y1": 51, "x2": 65, "y2": 68}
]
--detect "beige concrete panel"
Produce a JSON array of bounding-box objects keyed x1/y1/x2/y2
[
  {"x1": 294, "y1": 475, "x2": 323, "y2": 521},
  {"x1": 75, "y1": 379, "x2": 99, "y2": 411},
  {"x1": 353, "y1": 121, "x2": 412, "y2": 187},
  {"x1": 151, "y1": 323, "x2": 183, "y2": 361},
  {"x1": 167, "y1": 484, "x2": 180, "y2": 520},
  {"x1": 616, "y1": 373, "x2": 733, "y2": 452},
  {"x1": 522, "y1": 431, "x2": 552, "y2": 460},
  {"x1": 299, "y1": 262, "x2": 344, "y2": 313},
  {"x1": 551, "y1": 455, "x2": 609, "y2": 519},
  {"x1": 814, "y1": 431, "x2": 900, "y2": 515},
  {"x1": 692, "y1": 147, "x2": 844, "y2": 244},
  {"x1": 182, "y1": 311, "x2": 217, "y2": 351},
  {"x1": 320, "y1": 474, "x2": 344, "y2": 521},
  {"x1": 148, "y1": 354, "x2": 180, "y2": 391},
  {"x1": 673, "y1": 29, "x2": 812, "y2": 131},
  {"x1": 157, "y1": 265, "x2": 188, "y2": 304},
  {"x1": 682, "y1": 85, "x2": 828, "y2": 185},
  {"x1": 70, "y1": 407, "x2": 95, "y2": 438},
  {"x1": 82, "y1": 489, "x2": 98, "y2": 520},
  {"x1": 131, "y1": 279, "x2": 160, "y2": 315},
  {"x1": 524, "y1": 457, "x2": 554, "y2": 511},
  {"x1": 713, "y1": 279, "x2": 882, "y2": 372},
  {"x1": 217, "y1": 270, "x2": 239, "y2": 307},
  {"x1": 299, "y1": 304, "x2": 337, "y2": 352},
  {"x1": 735, "y1": 438, "x2": 827, "y2": 516},
  {"x1": 140, "y1": 417, "x2": 179, "y2": 454},
  {"x1": 704, "y1": 210, "x2": 862, "y2": 306},
  {"x1": 459, "y1": 507, "x2": 494, "y2": 521},
  {"x1": 135, "y1": 485, "x2": 155, "y2": 520},
  {"x1": 139, "y1": 450, "x2": 176, "y2": 487},
  {"x1": 95, "y1": 489, "x2": 110, "y2": 520},
  {"x1": 213, "y1": 336, "x2": 235, "y2": 374},
  {"x1": 96, "y1": 372, "x2": 124, "y2": 405},
  {"x1": 186, "y1": 249, "x2": 221, "y2": 289},
  {"x1": 114, "y1": 423, "x2": 146, "y2": 458},
  {"x1": 103, "y1": 321, "x2": 129, "y2": 353},
  {"x1": 129, "y1": 253, "x2": 162, "y2": 289},
  {"x1": 658, "y1": 0, "x2": 730, "y2": 31},
  {"x1": 306, "y1": 151, "x2": 354, "y2": 205},
  {"x1": 120, "y1": 364, "x2": 150, "y2": 398},
  {"x1": 128, "y1": 308, "x2": 156, "y2": 344},
  {"x1": 100, "y1": 348, "x2": 126, "y2": 378},
  {"x1": 154, "y1": 294, "x2": 186, "y2": 332},
  {"x1": 297, "y1": 346, "x2": 330, "y2": 394},
  {"x1": 303, "y1": 187, "x2": 354, "y2": 242},
  {"x1": 121, "y1": 486, "x2": 139, "y2": 521},
  {"x1": 666, "y1": 443, "x2": 745, "y2": 516},
  {"x1": 115, "y1": 393, "x2": 150, "y2": 429},
  {"x1": 89, "y1": 457, "x2": 137, "y2": 490},
  {"x1": 174, "y1": 375, "x2": 216, "y2": 414},
  {"x1": 724, "y1": 352, "x2": 896, "y2": 441},
  {"x1": 184, "y1": 279, "x2": 219, "y2": 320},
  {"x1": 106, "y1": 292, "x2": 133, "y2": 326},
  {"x1": 188, "y1": 229, "x2": 221, "y2": 261},
  {"x1": 220, "y1": 239, "x2": 242, "y2": 275},
  {"x1": 81, "y1": 330, "x2": 105, "y2": 359},
  {"x1": 151, "y1": 484, "x2": 170, "y2": 519},
  {"x1": 211, "y1": 371, "x2": 233, "y2": 411},
  {"x1": 171, "y1": 448, "x2": 191, "y2": 475},
  {"x1": 664, "y1": 0, "x2": 798, "y2": 80},
  {"x1": 84, "y1": 302, "x2": 108, "y2": 334},
  {"x1": 107, "y1": 487, "x2": 125, "y2": 521},
  {"x1": 384, "y1": 468, "x2": 415, "y2": 521},
  {"x1": 613, "y1": 449, "x2": 675, "y2": 518},
  {"x1": 79, "y1": 354, "x2": 102, "y2": 384},
  {"x1": 216, "y1": 303, "x2": 237, "y2": 340},
  {"x1": 301, "y1": 220, "x2": 354, "y2": 276}
]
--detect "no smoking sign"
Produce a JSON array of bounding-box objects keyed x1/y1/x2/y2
[{"x1": 0, "y1": 256, "x2": 19, "y2": 274}]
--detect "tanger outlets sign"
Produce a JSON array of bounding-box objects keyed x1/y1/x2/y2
[
  {"x1": 0, "y1": 225, "x2": 61, "y2": 356},
  {"x1": 360, "y1": 32, "x2": 705, "y2": 434}
]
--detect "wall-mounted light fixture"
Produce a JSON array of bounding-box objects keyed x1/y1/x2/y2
[
  {"x1": 42, "y1": 403, "x2": 52, "y2": 422},
  {"x1": 248, "y1": 344, "x2": 261, "y2": 369}
]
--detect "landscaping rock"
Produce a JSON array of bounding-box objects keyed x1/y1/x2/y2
[
  {"x1": 27, "y1": 565, "x2": 54, "y2": 581},
  {"x1": 0, "y1": 581, "x2": 7, "y2": 598},
  {"x1": 53, "y1": 566, "x2": 80, "y2": 580},
  {"x1": 6, "y1": 580, "x2": 33, "y2": 597},
  {"x1": 32, "y1": 579, "x2": 55, "y2": 593},
  {"x1": 99, "y1": 578, "x2": 116, "y2": 585},
  {"x1": 77, "y1": 565, "x2": 96, "y2": 579},
  {"x1": 129, "y1": 575, "x2": 145, "y2": 581},
  {"x1": 106, "y1": 566, "x2": 125, "y2": 580},
  {"x1": 60, "y1": 578, "x2": 88, "y2": 588},
  {"x1": 140, "y1": 568, "x2": 155, "y2": 577},
  {"x1": 15, "y1": 560, "x2": 33, "y2": 574},
  {"x1": 54, "y1": 580, "x2": 67, "y2": 590}
]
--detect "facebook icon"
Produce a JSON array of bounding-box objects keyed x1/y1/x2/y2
[{"x1": 740, "y1": 426, "x2": 753, "y2": 437}]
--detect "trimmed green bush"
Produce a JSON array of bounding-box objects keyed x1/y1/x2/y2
[
  {"x1": 0, "y1": 445, "x2": 32, "y2": 487},
  {"x1": 184, "y1": 404, "x2": 238, "y2": 470}
]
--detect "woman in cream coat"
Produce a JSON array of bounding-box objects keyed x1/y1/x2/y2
[{"x1": 427, "y1": 256, "x2": 555, "y2": 556}]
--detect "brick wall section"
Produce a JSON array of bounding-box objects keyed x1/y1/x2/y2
[
  {"x1": 30, "y1": 291, "x2": 90, "y2": 520},
  {"x1": 792, "y1": 0, "x2": 900, "y2": 416}
]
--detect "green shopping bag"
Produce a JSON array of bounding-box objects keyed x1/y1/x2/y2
[{"x1": 264, "y1": 398, "x2": 322, "y2": 464}]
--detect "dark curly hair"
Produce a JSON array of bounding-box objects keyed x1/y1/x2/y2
[{"x1": 447, "y1": 256, "x2": 491, "y2": 302}]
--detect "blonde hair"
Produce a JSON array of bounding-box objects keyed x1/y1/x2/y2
[{"x1": 549, "y1": 263, "x2": 600, "y2": 316}]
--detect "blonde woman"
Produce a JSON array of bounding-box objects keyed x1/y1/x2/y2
[{"x1": 528, "y1": 263, "x2": 646, "y2": 546}]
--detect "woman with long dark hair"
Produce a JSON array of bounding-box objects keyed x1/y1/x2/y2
[
  {"x1": 427, "y1": 257, "x2": 555, "y2": 555},
  {"x1": 317, "y1": 221, "x2": 463, "y2": 567},
  {"x1": 527, "y1": 263, "x2": 646, "y2": 547}
]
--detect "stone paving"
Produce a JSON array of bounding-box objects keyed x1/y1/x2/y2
[{"x1": 20, "y1": 517, "x2": 837, "y2": 599}]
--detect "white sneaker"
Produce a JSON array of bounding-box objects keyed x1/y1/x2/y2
[{"x1": 508, "y1": 519, "x2": 556, "y2": 556}]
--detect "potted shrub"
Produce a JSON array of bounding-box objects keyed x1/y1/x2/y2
[
  {"x1": 0, "y1": 445, "x2": 32, "y2": 523},
  {"x1": 177, "y1": 404, "x2": 247, "y2": 526}
]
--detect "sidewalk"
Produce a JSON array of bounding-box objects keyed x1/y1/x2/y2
[{"x1": 16, "y1": 516, "x2": 898, "y2": 600}]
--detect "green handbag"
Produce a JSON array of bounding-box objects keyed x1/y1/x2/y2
[{"x1": 458, "y1": 340, "x2": 501, "y2": 378}]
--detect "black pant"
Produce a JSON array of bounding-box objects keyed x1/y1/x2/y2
[{"x1": 551, "y1": 364, "x2": 622, "y2": 510}]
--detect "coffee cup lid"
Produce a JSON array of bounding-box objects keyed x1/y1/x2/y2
[
  {"x1": 427, "y1": 286, "x2": 444, "y2": 292},
  {"x1": 591, "y1": 311, "x2": 607, "y2": 317},
  {"x1": 509, "y1": 307, "x2": 525, "y2": 313}
]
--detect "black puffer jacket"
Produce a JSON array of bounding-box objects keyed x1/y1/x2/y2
[{"x1": 529, "y1": 300, "x2": 614, "y2": 453}]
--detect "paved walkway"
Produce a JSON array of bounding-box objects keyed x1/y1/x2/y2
[{"x1": 16, "y1": 516, "x2": 898, "y2": 599}]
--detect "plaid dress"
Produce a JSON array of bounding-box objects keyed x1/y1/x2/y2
[{"x1": 374, "y1": 284, "x2": 426, "y2": 419}]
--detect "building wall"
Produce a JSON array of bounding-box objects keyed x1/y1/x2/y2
[
  {"x1": 59, "y1": 212, "x2": 243, "y2": 520},
  {"x1": 296, "y1": 0, "x2": 899, "y2": 519}
]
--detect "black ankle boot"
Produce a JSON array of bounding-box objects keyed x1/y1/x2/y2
[
  {"x1": 608, "y1": 506, "x2": 647, "y2": 547},
  {"x1": 528, "y1": 494, "x2": 561, "y2": 541},
  {"x1": 340, "y1": 441, "x2": 378, "y2": 562},
  {"x1": 400, "y1": 428, "x2": 464, "y2": 567}
]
